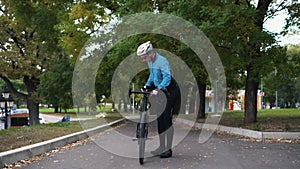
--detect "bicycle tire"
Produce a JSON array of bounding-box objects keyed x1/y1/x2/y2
[
  {"x1": 139, "y1": 123, "x2": 146, "y2": 165},
  {"x1": 139, "y1": 138, "x2": 145, "y2": 164}
]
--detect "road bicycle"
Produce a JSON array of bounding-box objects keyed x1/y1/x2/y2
[{"x1": 129, "y1": 89, "x2": 151, "y2": 165}]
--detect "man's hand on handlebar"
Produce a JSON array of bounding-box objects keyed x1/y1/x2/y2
[
  {"x1": 139, "y1": 85, "x2": 161, "y2": 95},
  {"x1": 151, "y1": 89, "x2": 158, "y2": 96},
  {"x1": 150, "y1": 88, "x2": 168, "y2": 96},
  {"x1": 141, "y1": 86, "x2": 150, "y2": 92}
]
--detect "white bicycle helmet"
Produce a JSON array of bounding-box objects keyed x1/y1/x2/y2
[{"x1": 137, "y1": 41, "x2": 153, "y2": 56}]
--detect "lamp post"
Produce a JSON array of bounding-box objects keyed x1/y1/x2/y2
[{"x1": 0, "y1": 87, "x2": 14, "y2": 129}]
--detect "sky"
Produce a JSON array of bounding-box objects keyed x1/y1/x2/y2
[
  {"x1": 264, "y1": 11, "x2": 300, "y2": 45},
  {"x1": 259, "y1": 0, "x2": 300, "y2": 45}
]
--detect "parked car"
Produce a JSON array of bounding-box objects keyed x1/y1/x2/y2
[
  {"x1": 2, "y1": 108, "x2": 45, "y2": 125},
  {"x1": 0, "y1": 109, "x2": 14, "y2": 121},
  {"x1": 12, "y1": 108, "x2": 29, "y2": 114},
  {"x1": 39, "y1": 116, "x2": 46, "y2": 124},
  {"x1": 0, "y1": 110, "x2": 5, "y2": 121}
]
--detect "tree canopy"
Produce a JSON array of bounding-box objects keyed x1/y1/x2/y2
[
  {"x1": 0, "y1": 0, "x2": 70, "y2": 124},
  {"x1": 0, "y1": 0, "x2": 299, "y2": 125}
]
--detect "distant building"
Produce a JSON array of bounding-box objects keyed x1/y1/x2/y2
[{"x1": 228, "y1": 90, "x2": 263, "y2": 111}]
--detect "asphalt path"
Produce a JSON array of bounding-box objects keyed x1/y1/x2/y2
[{"x1": 20, "y1": 120, "x2": 300, "y2": 169}]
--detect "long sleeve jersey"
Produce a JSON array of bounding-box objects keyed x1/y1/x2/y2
[{"x1": 145, "y1": 52, "x2": 171, "y2": 90}]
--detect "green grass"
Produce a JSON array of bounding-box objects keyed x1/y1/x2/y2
[
  {"x1": 39, "y1": 105, "x2": 115, "y2": 119},
  {"x1": 0, "y1": 111, "x2": 123, "y2": 152},
  {"x1": 258, "y1": 108, "x2": 300, "y2": 118},
  {"x1": 182, "y1": 108, "x2": 300, "y2": 132},
  {"x1": 39, "y1": 105, "x2": 113, "y2": 114},
  {"x1": 0, "y1": 108, "x2": 299, "y2": 152},
  {"x1": 0, "y1": 122, "x2": 82, "y2": 152}
]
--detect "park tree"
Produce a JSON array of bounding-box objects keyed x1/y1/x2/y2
[
  {"x1": 37, "y1": 55, "x2": 73, "y2": 113},
  {"x1": 27, "y1": 0, "x2": 298, "y2": 124},
  {"x1": 57, "y1": 0, "x2": 118, "y2": 60},
  {"x1": 108, "y1": 1, "x2": 209, "y2": 117},
  {"x1": 63, "y1": 0, "x2": 299, "y2": 120},
  {"x1": 161, "y1": 0, "x2": 299, "y2": 123},
  {"x1": 239, "y1": 0, "x2": 299, "y2": 123},
  {"x1": 56, "y1": 0, "x2": 207, "y2": 116},
  {"x1": 59, "y1": 0, "x2": 299, "y2": 123},
  {"x1": 0, "y1": 0, "x2": 116, "y2": 124},
  {"x1": 0, "y1": 0, "x2": 74, "y2": 125},
  {"x1": 263, "y1": 45, "x2": 300, "y2": 108},
  {"x1": 57, "y1": 0, "x2": 119, "y2": 110},
  {"x1": 287, "y1": 45, "x2": 300, "y2": 107}
]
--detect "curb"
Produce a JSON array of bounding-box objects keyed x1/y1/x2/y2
[
  {"x1": 0, "y1": 118, "x2": 125, "y2": 168},
  {"x1": 176, "y1": 118, "x2": 300, "y2": 140}
]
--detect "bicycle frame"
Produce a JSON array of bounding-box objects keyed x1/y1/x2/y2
[
  {"x1": 129, "y1": 89, "x2": 151, "y2": 113},
  {"x1": 129, "y1": 89, "x2": 151, "y2": 165}
]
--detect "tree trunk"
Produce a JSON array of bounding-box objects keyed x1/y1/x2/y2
[
  {"x1": 244, "y1": 64, "x2": 258, "y2": 123},
  {"x1": 24, "y1": 76, "x2": 40, "y2": 125},
  {"x1": 180, "y1": 83, "x2": 190, "y2": 114},
  {"x1": 112, "y1": 101, "x2": 115, "y2": 111},
  {"x1": 197, "y1": 81, "x2": 206, "y2": 119},
  {"x1": 0, "y1": 76, "x2": 39, "y2": 125},
  {"x1": 111, "y1": 95, "x2": 116, "y2": 111},
  {"x1": 27, "y1": 98, "x2": 39, "y2": 125},
  {"x1": 123, "y1": 95, "x2": 128, "y2": 112},
  {"x1": 54, "y1": 105, "x2": 59, "y2": 113},
  {"x1": 243, "y1": 0, "x2": 273, "y2": 124},
  {"x1": 189, "y1": 88, "x2": 196, "y2": 114},
  {"x1": 118, "y1": 100, "x2": 121, "y2": 111}
]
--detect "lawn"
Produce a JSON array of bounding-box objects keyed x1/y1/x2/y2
[
  {"x1": 0, "y1": 108, "x2": 299, "y2": 152},
  {"x1": 194, "y1": 108, "x2": 300, "y2": 132},
  {"x1": 39, "y1": 106, "x2": 114, "y2": 119},
  {"x1": 39, "y1": 106, "x2": 112, "y2": 113},
  {"x1": 0, "y1": 111, "x2": 123, "y2": 152}
]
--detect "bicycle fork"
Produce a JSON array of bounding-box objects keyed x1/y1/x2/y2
[{"x1": 136, "y1": 111, "x2": 149, "y2": 139}]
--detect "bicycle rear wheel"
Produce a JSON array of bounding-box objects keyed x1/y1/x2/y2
[{"x1": 138, "y1": 123, "x2": 146, "y2": 165}]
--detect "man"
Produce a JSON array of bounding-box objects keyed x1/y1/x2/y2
[{"x1": 137, "y1": 41, "x2": 180, "y2": 158}]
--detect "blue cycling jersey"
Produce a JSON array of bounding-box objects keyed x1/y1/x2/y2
[{"x1": 145, "y1": 52, "x2": 171, "y2": 90}]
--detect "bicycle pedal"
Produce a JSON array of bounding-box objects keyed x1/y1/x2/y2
[
  {"x1": 132, "y1": 137, "x2": 150, "y2": 141},
  {"x1": 132, "y1": 138, "x2": 146, "y2": 141}
]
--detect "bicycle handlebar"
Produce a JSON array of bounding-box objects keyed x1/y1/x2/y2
[{"x1": 129, "y1": 89, "x2": 151, "y2": 96}]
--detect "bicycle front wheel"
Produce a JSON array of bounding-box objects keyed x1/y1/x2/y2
[
  {"x1": 139, "y1": 138, "x2": 145, "y2": 165},
  {"x1": 138, "y1": 123, "x2": 146, "y2": 165}
]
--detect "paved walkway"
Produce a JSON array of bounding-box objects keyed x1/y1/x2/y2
[{"x1": 18, "y1": 120, "x2": 300, "y2": 169}]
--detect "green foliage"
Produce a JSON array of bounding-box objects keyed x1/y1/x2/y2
[
  {"x1": 37, "y1": 55, "x2": 73, "y2": 110},
  {"x1": 287, "y1": 45, "x2": 300, "y2": 77},
  {"x1": 0, "y1": 0, "x2": 71, "y2": 80},
  {"x1": 0, "y1": 0, "x2": 77, "y2": 124},
  {"x1": 1, "y1": 0, "x2": 299, "y2": 125},
  {"x1": 57, "y1": 0, "x2": 113, "y2": 59},
  {"x1": 284, "y1": 2, "x2": 300, "y2": 34},
  {"x1": 263, "y1": 45, "x2": 300, "y2": 108},
  {"x1": 164, "y1": 0, "x2": 264, "y2": 89},
  {"x1": 115, "y1": 0, "x2": 154, "y2": 15}
]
